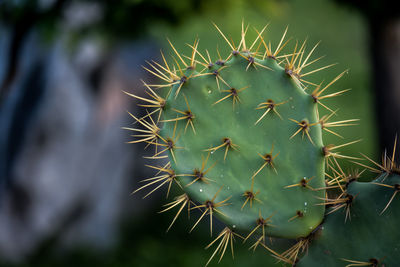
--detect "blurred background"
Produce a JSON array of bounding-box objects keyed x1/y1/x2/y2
[{"x1": 0, "y1": 0, "x2": 398, "y2": 266}]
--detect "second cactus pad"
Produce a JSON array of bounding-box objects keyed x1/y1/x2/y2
[
  {"x1": 298, "y1": 172, "x2": 400, "y2": 266},
  {"x1": 156, "y1": 30, "x2": 329, "y2": 239}
]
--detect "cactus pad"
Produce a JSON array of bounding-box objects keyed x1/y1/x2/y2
[
  {"x1": 297, "y1": 172, "x2": 400, "y2": 266},
  {"x1": 127, "y1": 23, "x2": 353, "y2": 252}
]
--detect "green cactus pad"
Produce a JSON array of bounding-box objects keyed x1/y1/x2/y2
[
  {"x1": 156, "y1": 34, "x2": 329, "y2": 239},
  {"x1": 128, "y1": 24, "x2": 352, "y2": 242},
  {"x1": 297, "y1": 173, "x2": 400, "y2": 266}
]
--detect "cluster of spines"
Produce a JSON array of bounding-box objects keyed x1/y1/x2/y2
[{"x1": 125, "y1": 22, "x2": 363, "y2": 265}]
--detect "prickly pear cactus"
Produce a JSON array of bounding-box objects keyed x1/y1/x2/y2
[{"x1": 126, "y1": 23, "x2": 356, "y2": 264}]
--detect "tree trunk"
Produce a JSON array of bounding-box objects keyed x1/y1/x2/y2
[{"x1": 370, "y1": 18, "x2": 400, "y2": 152}]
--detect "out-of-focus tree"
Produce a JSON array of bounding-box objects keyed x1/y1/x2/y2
[
  {"x1": 336, "y1": 0, "x2": 400, "y2": 152},
  {"x1": 0, "y1": 0, "x2": 217, "y2": 104}
]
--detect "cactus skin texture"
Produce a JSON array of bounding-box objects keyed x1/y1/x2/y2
[
  {"x1": 160, "y1": 50, "x2": 327, "y2": 239},
  {"x1": 127, "y1": 23, "x2": 359, "y2": 265},
  {"x1": 297, "y1": 172, "x2": 400, "y2": 266}
]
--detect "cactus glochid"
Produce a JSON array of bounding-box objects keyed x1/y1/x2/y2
[{"x1": 125, "y1": 23, "x2": 398, "y2": 265}]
